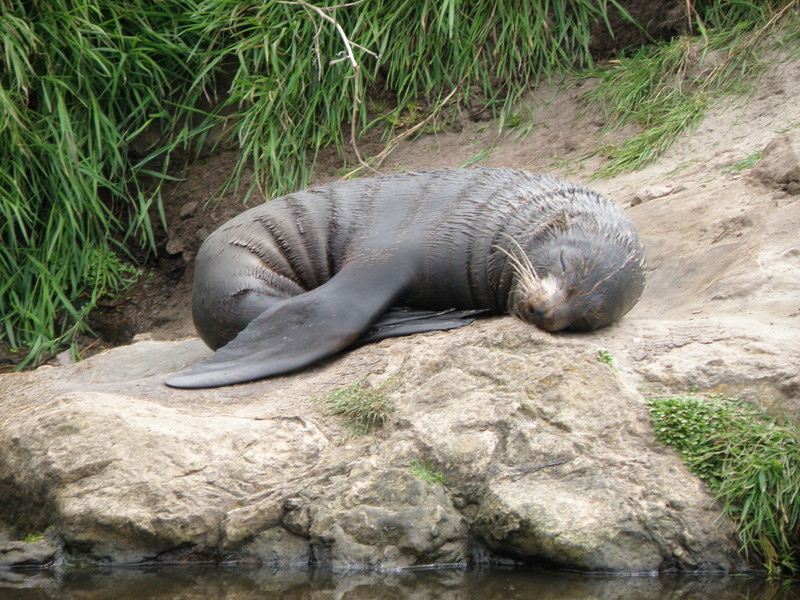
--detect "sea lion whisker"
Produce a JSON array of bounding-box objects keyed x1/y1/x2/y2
[
  {"x1": 494, "y1": 240, "x2": 537, "y2": 285},
  {"x1": 495, "y1": 234, "x2": 541, "y2": 283}
]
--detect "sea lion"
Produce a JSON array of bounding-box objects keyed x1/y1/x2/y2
[{"x1": 166, "y1": 168, "x2": 646, "y2": 388}]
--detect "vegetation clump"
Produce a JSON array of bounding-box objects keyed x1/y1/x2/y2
[
  {"x1": 22, "y1": 531, "x2": 45, "y2": 544},
  {"x1": 315, "y1": 377, "x2": 395, "y2": 436},
  {"x1": 646, "y1": 395, "x2": 800, "y2": 575},
  {"x1": 84, "y1": 248, "x2": 143, "y2": 296},
  {"x1": 409, "y1": 459, "x2": 447, "y2": 486},
  {"x1": 1, "y1": 0, "x2": 210, "y2": 367},
  {"x1": 596, "y1": 349, "x2": 614, "y2": 367}
]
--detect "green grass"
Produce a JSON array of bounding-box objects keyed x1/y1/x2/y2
[
  {"x1": 22, "y1": 532, "x2": 45, "y2": 544},
  {"x1": 585, "y1": 0, "x2": 800, "y2": 177},
  {"x1": 315, "y1": 377, "x2": 395, "y2": 436},
  {"x1": 84, "y1": 248, "x2": 144, "y2": 296},
  {"x1": 0, "y1": 0, "x2": 211, "y2": 367},
  {"x1": 646, "y1": 395, "x2": 800, "y2": 575},
  {"x1": 203, "y1": 0, "x2": 637, "y2": 195},
  {"x1": 721, "y1": 149, "x2": 764, "y2": 174},
  {"x1": 409, "y1": 459, "x2": 446, "y2": 485}
]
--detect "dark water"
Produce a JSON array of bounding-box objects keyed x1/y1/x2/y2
[{"x1": 1, "y1": 566, "x2": 798, "y2": 599}]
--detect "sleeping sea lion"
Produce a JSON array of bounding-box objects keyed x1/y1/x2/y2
[{"x1": 166, "y1": 168, "x2": 646, "y2": 388}]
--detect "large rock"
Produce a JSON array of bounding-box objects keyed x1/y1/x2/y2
[
  {"x1": 0, "y1": 321, "x2": 745, "y2": 572},
  {"x1": 752, "y1": 130, "x2": 800, "y2": 194}
]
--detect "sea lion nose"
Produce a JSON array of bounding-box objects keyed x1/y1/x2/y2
[
  {"x1": 530, "y1": 307, "x2": 561, "y2": 330},
  {"x1": 529, "y1": 306, "x2": 575, "y2": 332},
  {"x1": 530, "y1": 307, "x2": 547, "y2": 322}
]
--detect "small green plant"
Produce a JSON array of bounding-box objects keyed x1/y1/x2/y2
[
  {"x1": 646, "y1": 395, "x2": 800, "y2": 575},
  {"x1": 409, "y1": 459, "x2": 446, "y2": 485},
  {"x1": 504, "y1": 112, "x2": 526, "y2": 130},
  {"x1": 22, "y1": 532, "x2": 45, "y2": 544},
  {"x1": 721, "y1": 149, "x2": 763, "y2": 173},
  {"x1": 383, "y1": 101, "x2": 425, "y2": 129},
  {"x1": 85, "y1": 248, "x2": 143, "y2": 297},
  {"x1": 596, "y1": 350, "x2": 614, "y2": 367},
  {"x1": 315, "y1": 378, "x2": 395, "y2": 435}
]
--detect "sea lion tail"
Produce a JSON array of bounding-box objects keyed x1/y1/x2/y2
[{"x1": 165, "y1": 258, "x2": 412, "y2": 388}]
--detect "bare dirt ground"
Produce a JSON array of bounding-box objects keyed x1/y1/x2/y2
[{"x1": 135, "y1": 51, "x2": 799, "y2": 416}]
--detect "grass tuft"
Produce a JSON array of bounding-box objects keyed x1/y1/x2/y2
[
  {"x1": 409, "y1": 459, "x2": 446, "y2": 485},
  {"x1": 1, "y1": 0, "x2": 210, "y2": 367},
  {"x1": 315, "y1": 377, "x2": 395, "y2": 436},
  {"x1": 22, "y1": 531, "x2": 45, "y2": 544},
  {"x1": 721, "y1": 149, "x2": 764, "y2": 173},
  {"x1": 646, "y1": 395, "x2": 800, "y2": 575},
  {"x1": 596, "y1": 349, "x2": 614, "y2": 367}
]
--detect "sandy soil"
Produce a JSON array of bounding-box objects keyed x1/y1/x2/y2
[{"x1": 136, "y1": 52, "x2": 800, "y2": 416}]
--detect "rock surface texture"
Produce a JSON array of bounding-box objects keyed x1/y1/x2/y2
[{"x1": 1, "y1": 326, "x2": 744, "y2": 572}]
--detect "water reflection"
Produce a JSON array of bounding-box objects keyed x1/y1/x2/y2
[{"x1": 1, "y1": 565, "x2": 797, "y2": 599}]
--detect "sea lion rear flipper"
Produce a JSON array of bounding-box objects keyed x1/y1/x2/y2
[
  {"x1": 357, "y1": 307, "x2": 489, "y2": 345},
  {"x1": 165, "y1": 260, "x2": 410, "y2": 388}
]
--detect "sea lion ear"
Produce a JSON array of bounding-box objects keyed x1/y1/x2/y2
[
  {"x1": 536, "y1": 210, "x2": 571, "y2": 237},
  {"x1": 553, "y1": 210, "x2": 571, "y2": 232}
]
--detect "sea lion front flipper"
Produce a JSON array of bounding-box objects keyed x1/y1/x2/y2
[
  {"x1": 165, "y1": 259, "x2": 412, "y2": 388},
  {"x1": 357, "y1": 307, "x2": 489, "y2": 345}
]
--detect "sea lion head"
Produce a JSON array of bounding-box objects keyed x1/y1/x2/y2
[{"x1": 502, "y1": 226, "x2": 646, "y2": 332}]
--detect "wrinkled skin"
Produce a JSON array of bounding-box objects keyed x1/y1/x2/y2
[{"x1": 166, "y1": 168, "x2": 646, "y2": 388}]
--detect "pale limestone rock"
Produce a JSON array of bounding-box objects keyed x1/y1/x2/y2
[{"x1": 0, "y1": 322, "x2": 746, "y2": 572}]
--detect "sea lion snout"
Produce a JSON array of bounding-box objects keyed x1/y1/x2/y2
[{"x1": 514, "y1": 292, "x2": 587, "y2": 333}]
